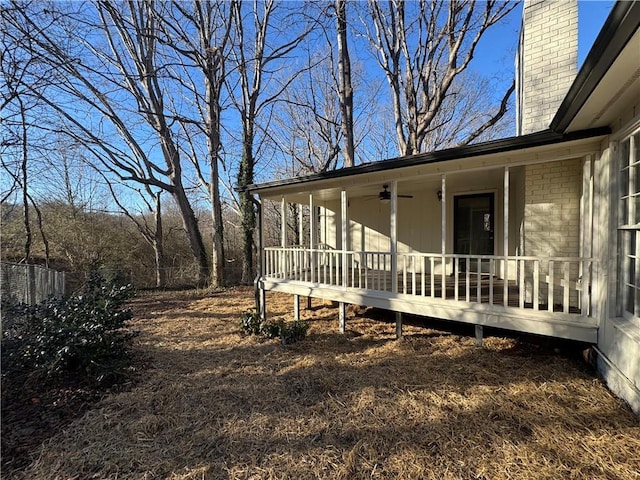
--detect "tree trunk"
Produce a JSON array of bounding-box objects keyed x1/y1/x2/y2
[
  {"x1": 19, "y1": 100, "x2": 31, "y2": 263},
  {"x1": 205, "y1": 47, "x2": 226, "y2": 289},
  {"x1": 154, "y1": 192, "x2": 166, "y2": 288},
  {"x1": 239, "y1": 122, "x2": 256, "y2": 284},
  {"x1": 336, "y1": 0, "x2": 354, "y2": 167},
  {"x1": 172, "y1": 181, "x2": 209, "y2": 286}
]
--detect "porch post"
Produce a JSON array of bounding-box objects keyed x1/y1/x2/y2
[
  {"x1": 581, "y1": 155, "x2": 593, "y2": 314},
  {"x1": 309, "y1": 193, "x2": 316, "y2": 285},
  {"x1": 390, "y1": 181, "x2": 400, "y2": 337},
  {"x1": 341, "y1": 189, "x2": 348, "y2": 287},
  {"x1": 390, "y1": 180, "x2": 398, "y2": 293},
  {"x1": 281, "y1": 196, "x2": 287, "y2": 279},
  {"x1": 503, "y1": 166, "x2": 510, "y2": 306},
  {"x1": 441, "y1": 175, "x2": 447, "y2": 298},
  {"x1": 298, "y1": 203, "x2": 304, "y2": 245},
  {"x1": 281, "y1": 196, "x2": 287, "y2": 247},
  {"x1": 340, "y1": 189, "x2": 348, "y2": 333}
]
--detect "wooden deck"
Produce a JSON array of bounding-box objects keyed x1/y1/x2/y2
[
  {"x1": 270, "y1": 267, "x2": 583, "y2": 314},
  {"x1": 262, "y1": 249, "x2": 597, "y2": 342}
]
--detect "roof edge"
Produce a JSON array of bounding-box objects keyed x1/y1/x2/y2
[
  {"x1": 550, "y1": 1, "x2": 640, "y2": 133},
  {"x1": 241, "y1": 127, "x2": 610, "y2": 194}
]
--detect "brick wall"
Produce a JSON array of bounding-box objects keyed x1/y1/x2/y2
[
  {"x1": 523, "y1": 158, "x2": 581, "y2": 305},
  {"x1": 516, "y1": 0, "x2": 578, "y2": 135}
]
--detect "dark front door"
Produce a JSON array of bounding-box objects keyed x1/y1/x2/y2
[{"x1": 454, "y1": 193, "x2": 495, "y2": 272}]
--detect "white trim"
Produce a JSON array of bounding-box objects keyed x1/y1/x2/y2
[
  {"x1": 341, "y1": 189, "x2": 348, "y2": 289},
  {"x1": 309, "y1": 193, "x2": 316, "y2": 284},
  {"x1": 610, "y1": 116, "x2": 640, "y2": 142},
  {"x1": 280, "y1": 196, "x2": 286, "y2": 247},
  {"x1": 503, "y1": 167, "x2": 510, "y2": 305},
  {"x1": 595, "y1": 346, "x2": 640, "y2": 415},
  {"x1": 390, "y1": 180, "x2": 398, "y2": 294},
  {"x1": 262, "y1": 279, "x2": 598, "y2": 343}
]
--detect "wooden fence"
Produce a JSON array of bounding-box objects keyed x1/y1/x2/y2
[{"x1": 1, "y1": 263, "x2": 66, "y2": 305}]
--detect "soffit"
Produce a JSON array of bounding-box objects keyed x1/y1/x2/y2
[{"x1": 565, "y1": 28, "x2": 640, "y2": 132}]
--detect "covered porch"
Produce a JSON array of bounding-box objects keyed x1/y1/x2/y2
[{"x1": 250, "y1": 131, "x2": 608, "y2": 343}]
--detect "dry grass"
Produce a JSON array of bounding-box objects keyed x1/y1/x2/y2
[{"x1": 12, "y1": 287, "x2": 639, "y2": 480}]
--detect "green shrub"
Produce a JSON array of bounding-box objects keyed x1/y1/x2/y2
[
  {"x1": 240, "y1": 309, "x2": 262, "y2": 335},
  {"x1": 240, "y1": 310, "x2": 309, "y2": 345},
  {"x1": 3, "y1": 271, "x2": 136, "y2": 385},
  {"x1": 278, "y1": 319, "x2": 310, "y2": 345}
]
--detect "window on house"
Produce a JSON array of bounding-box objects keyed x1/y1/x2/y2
[{"x1": 618, "y1": 129, "x2": 640, "y2": 320}]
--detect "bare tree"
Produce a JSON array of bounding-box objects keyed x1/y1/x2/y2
[
  {"x1": 365, "y1": 0, "x2": 517, "y2": 155},
  {"x1": 335, "y1": 0, "x2": 354, "y2": 167},
  {"x1": 105, "y1": 181, "x2": 166, "y2": 288},
  {"x1": 2, "y1": 0, "x2": 212, "y2": 284},
  {"x1": 229, "y1": 0, "x2": 315, "y2": 284},
  {"x1": 0, "y1": 2, "x2": 52, "y2": 264},
  {"x1": 152, "y1": 0, "x2": 236, "y2": 288}
]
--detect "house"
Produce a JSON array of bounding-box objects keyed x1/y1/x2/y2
[{"x1": 241, "y1": 1, "x2": 640, "y2": 413}]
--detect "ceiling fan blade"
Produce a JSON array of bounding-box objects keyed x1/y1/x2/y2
[{"x1": 398, "y1": 194, "x2": 414, "y2": 198}]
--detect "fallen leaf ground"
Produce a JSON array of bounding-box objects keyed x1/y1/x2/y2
[{"x1": 4, "y1": 287, "x2": 639, "y2": 479}]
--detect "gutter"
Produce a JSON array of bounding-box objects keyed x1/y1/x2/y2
[{"x1": 239, "y1": 127, "x2": 610, "y2": 194}]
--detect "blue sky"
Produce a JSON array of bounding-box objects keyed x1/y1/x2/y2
[{"x1": 471, "y1": 1, "x2": 616, "y2": 91}]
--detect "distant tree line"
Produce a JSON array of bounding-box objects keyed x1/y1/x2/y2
[{"x1": 1, "y1": 0, "x2": 517, "y2": 288}]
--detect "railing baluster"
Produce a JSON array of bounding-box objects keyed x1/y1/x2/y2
[
  {"x1": 412, "y1": 256, "x2": 416, "y2": 296},
  {"x1": 503, "y1": 258, "x2": 509, "y2": 306},
  {"x1": 441, "y1": 256, "x2": 446, "y2": 299},
  {"x1": 403, "y1": 255, "x2": 407, "y2": 294},
  {"x1": 364, "y1": 254, "x2": 369, "y2": 289},
  {"x1": 563, "y1": 261, "x2": 570, "y2": 314},
  {"x1": 454, "y1": 257, "x2": 459, "y2": 301},
  {"x1": 581, "y1": 259, "x2": 590, "y2": 316},
  {"x1": 465, "y1": 256, "x2": 470, "y2": 302},
  {"x1": 430, "y1": 257, "x2": 435, "y2": 298},
  {"x1": 548, "y1": 260, "x2": 554, "y2": 312},
  {"x1": 533, "y1": 260, "x2": 539, "y2": 311},
  {"x1": 519, "y1": 259, "x2": 525, "y2": 309},
  {"x1": 422, "y1": 257, "x2": 426, "y2": 296},
  {"x1": 477, "y1": 258, "x2": 482, "y2": 303},
  {"x1": 489, "y1": 259, "x2": 494, "y2": 305}
]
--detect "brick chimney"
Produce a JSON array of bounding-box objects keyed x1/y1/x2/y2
[{"x1": 515, "y1": 0, "x2": 578, "y2": 135}]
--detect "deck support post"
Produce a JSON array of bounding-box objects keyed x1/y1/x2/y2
[
  {"x1": 339, "y1": 302, "x2": 346, "y2": 333},
  {"x1": 293, "y1": 294, "x2": 300, "y2": 321},
  {"x1": 475, "y1": 325, "x2": 484, "y2": 347},
  {"x1": 395, "y1": 312, "x2": 403, "y2": 338},
  {"x1": 307, "y1": 297, "x2": 312, "y2": 309},
  {"x1": 259, "y1": 287, "x2": 266, "y2": 321}
]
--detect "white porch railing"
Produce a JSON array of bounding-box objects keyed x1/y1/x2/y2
[{"x1": 263, "y1": 247, "x2": 595, "y2": 317}]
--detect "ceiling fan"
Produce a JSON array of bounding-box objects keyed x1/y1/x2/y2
[{"x1": 377, "y1": 184, "x2": 413, "y2": 201}]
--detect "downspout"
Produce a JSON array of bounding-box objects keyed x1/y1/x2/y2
[{"x1": 249, "y1": 194, "x2": 263, "y2": 315}]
